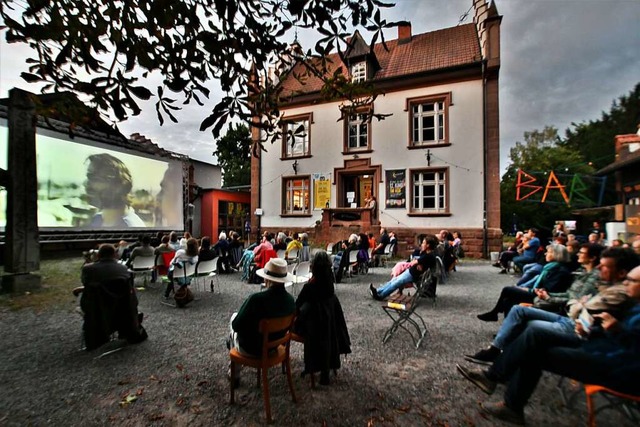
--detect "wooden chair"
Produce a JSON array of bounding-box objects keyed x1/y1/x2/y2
[
  {"x1": 229, "y1": 314, "x2": 297, "y2": 423},
  {"x1": 585, "y1": 384, "x2": 640, "y2": 426}
]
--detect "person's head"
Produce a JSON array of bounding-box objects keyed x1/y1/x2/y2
[
  {"x1": 348, "y1": 234, "x2": 358, "y2": 244},
  {"x1": 301, "y1": 233, "x2": 308, "y2": 242},
  {"x1": 256, "y1": 258, "x2": 294, "y2": 287},
  {"x1": 438, "y1": 230, "x2": 448, "y2": 240},
  {"x1": 368, "y1": 232, "x2": 374, "y2": 239},
  {"x1": 277, "y1": 232, "x2": 286, "y2": 243},
  {"x1": 632, "y1": 239, "x2": 640, "y2": 255},
  {"x1": 611, "y1": 239, "x2": 623, "y2": 247},
  {"x1": 185, "y1": 238, "x2": 198, "y2": 257},
  {"x1": 588, "y1": 233, "x2": 599, "y2": 243},
  {"x1": 170, "y1": 231, "x2": 178, "y2": 243},
  {"x1": 528, "y1": 228, "x2": 538, "y2": 238},
  {"x1": 598, "y1": 247, "x2": 640, "y2": 285},
  {"x1": 422, "y1": 235, "x2": 439, "y2": 252},
  {"x1": 556, "y1": 221, "x2": 565, "y2": 231},
  {"x1": 184, "y1": 231, "x2": 191, "y2": 239},
  {"x1": 292, "y1": 232, "x2": 299, "y2": 240},
  {"x1": 219, "y1": 231, "x2": 227, "y2": 241},
  {"x1": 554, "y1": 235, "x2": 567, "y2": 246},
  {"x1": 515, "y1": 231, "x2": 524, "y2": 240},
  {"x1": 142, "y1": 235, "x2": 151, "y2": 246},
  {"x1": 201, "y1": 236, "x2": 211, "y2": 250},
  {"x1": 389, "y1": 231, "x2": 395, "y2": 238},
  {"x1": 161, "y1": 235, "x2": 170, "y2": 245},
  {"x1": 567, "y1": 234, "x2": 576, "y2": 242},
  {"x1": 566, "y1": 240, "x2": 580, "y2": 254},
  {"x1": 624, "y1": 265, "x2": 640, "y2": 300},
  {"x1": 311, "y1": 251, "x2": 333, "y2": 279},
  {"x1": 380, "y1": 227, "x2": 386, "y2": 235},
  {"x1": 578, "y1": 243, "x2": 603, "y2": 268},
  {"x1": 84, "y1": 153, "x2": 132, "y2": 209},
  {"x1": 453, "y1": 231, "x2": 461, "y2": 239},
  {"x1": 97, "y1": 243, "x2": 117, "y2": 260},
  {"x1": 546, "y1": 244, "x2": 570, "y2": 263},
  {"x1": 593, "y1": 221, "x2": 600, "y2": 228}
]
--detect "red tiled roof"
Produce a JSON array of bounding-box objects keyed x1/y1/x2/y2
[{"x1": 279, "y1": 23, "x2": 481, "y2": 98}]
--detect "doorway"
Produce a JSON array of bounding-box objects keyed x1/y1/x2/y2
[{"x1": 342, "y1": 174, "x2": 373, "y2": 207}]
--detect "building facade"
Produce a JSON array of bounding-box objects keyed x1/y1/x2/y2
[{"x1": 251, "y1": 0, "x2": 502, "y2": 257}]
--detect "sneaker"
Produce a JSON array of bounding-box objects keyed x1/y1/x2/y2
[
  {"x1": 498, "y1": 269, "x2": 507, "y2": 274},
  {"x1": 455, "y1": 364, "x2": 496, "y2": 395},
  {"x1": 369, "y1": 283, "x2": 382, "y2": 301},
  {"x1": 492, "y1": 262, "x2": 502, "y2": 268},
  {"x1": 477, "y1": 311, "x2": 499, "y2": 322},
  {"x1": 464, "y1": 346, "x2": 500, "y2": 365},
  {"x1": 480, "y1": 401, "x2": 524, "y2": 425}
]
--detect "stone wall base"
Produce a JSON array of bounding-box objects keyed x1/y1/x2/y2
[{"x1": 258, "y1": 225, "x2": 502, "y2": 259}]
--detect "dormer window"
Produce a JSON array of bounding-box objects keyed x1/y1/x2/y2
[{"x1": 351, "y1": 62, "x2": 367, "y2": 82}]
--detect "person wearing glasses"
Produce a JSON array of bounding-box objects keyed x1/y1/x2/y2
[
  {"x1": 456, "y1": 248, "x2": 640, "y2": 425},
  {"x1": 464, "y1": 243, "x2": 605, "y2": 365}
]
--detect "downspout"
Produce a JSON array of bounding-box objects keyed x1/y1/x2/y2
[{"x1": 482, "y1": 59, "x2": 489, "y2": 259}]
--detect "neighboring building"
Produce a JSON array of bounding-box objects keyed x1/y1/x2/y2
[
  {"x1": 251, "y1": 0, "x2": 502, "y2": 257},
  {"x1": 200, "y1": 187, "x2": 251, "y2": 242},
  {"x1": 595, "y1": 130, "x2": 640, "y2": 240}
]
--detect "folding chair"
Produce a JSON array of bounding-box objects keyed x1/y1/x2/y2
[
  {"x1": 128, "y1": 255, "x2": 155, "y2": 286},
  {"x1": 290, "y1": 261, "x2": 311, "y2": 295},
  {"x1": 378, "y1": 244, "x2": 395, "y2": 268},
  {"x1": 286, "y1": 248, "x2": 299, "y2": 264},
  {"x1": 380, "y1": 272, "x2": 430, "y2": 349},
  {"x1": 326, "y1": 242, "x2": 334, "y2": 254},
  {"x1": 585, "y1": 384, "x2": 640, "y2": 427},
  {"x1": 435, "y1": 255, "x2": 447, "y2": 284},
  {"x1": 344, "y1": 251, "x2": 359, "y2": 281},
  {"x1": 162, "y1": 262, "x2": 196, "y2": 307},
  {"x1": 229, "y1": 314, "x2": 297, "y2": 423},
  {"x1": 276, "y1": 249, "x2": 286, "y2": 259},
  {"x1": 194, "y1": 257, "x2": 219, "y2": 293}
]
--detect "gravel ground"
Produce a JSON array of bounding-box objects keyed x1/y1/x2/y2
[{"x1": 0, "y1": 259, "x2": 634, "y2": 426}]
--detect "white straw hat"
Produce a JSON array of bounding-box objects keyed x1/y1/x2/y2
[{"x1": 256, "y1": 258, "x2": 295, "y2": 283}]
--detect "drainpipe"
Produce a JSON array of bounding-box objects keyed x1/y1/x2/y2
[{"x1": 481, "y1": 59, "x2": 489, "y2": 259}]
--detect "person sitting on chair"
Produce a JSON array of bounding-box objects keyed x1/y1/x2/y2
[
  {"x1": 372, "y1": 228, "x2": 390, "y2": 267},
  {"x1": 369, "y1": 235, "x2": 437, "y2": 300},
  {"x1": 163, "y1": 237, "x2": 199, "y2": 299},
  {"x1": 126, "y1": 234, "x2": 154, "y2": 268},
  {"x1": 227, "y1": 258, "x2": 296, "y2": 384},
  {"x1": 79, "y1": 243, "x2": 147, "y2": 351}
]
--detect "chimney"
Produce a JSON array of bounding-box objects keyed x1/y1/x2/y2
[{"x1": 398, "y1": 21, "x2": 412, "y2": 44}]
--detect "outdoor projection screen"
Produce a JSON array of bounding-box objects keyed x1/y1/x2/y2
[{"x1": 0, "y1": 122, "x2": 183, "y2": 230}]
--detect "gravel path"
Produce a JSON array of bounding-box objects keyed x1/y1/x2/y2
[{"x1": 0, "y1": 260, "x2": 633, "y2": 426}]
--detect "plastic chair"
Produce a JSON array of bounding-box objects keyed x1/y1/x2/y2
[
  {"x1": 585, "y1": 384, "x2": 640, "y2": 426},
  {"x1": 128, "y1": 255, "x2": 155, "y2": 286},
  {"x1": 229, "y1": 314, "x2": 297, "y2": 423},
  {"x1": 195, "y1": 257, "x2": 218, "y2": 292},
  {"x1": 276, "y1": 249, "x2": 286, "y2": 259},
  {"x1": 378, "y1": 244, "x2": 395, "y2": 268}
]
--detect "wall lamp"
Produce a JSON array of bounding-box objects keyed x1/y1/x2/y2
[{"x1": 292, "y1": 159, "x2": 299, "y2": 175}]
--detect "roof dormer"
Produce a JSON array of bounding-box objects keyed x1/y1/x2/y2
[{"x1": 344, "y1": 30, "x2": 380, "y2": 82}]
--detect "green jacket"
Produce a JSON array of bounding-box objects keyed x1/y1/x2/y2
[{"x1": 232, "y1": 285, "x2": 295, "y2": 355}]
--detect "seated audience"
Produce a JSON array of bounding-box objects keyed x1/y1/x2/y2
[
  {"x1": 294, "y1": 252, "x2": 351, "y2": 385},
  {"x1": 493, "y1": 231, "x2": 524, "y2": 273},
  {"x1": 168, "y1": 231, "x2": 180, "y2": 251},
  {"x1": 213, "y1": 231, "x2": 231, "y2": 273},
  {"x1": 163, "y1": 237, "x2": 199, "y2": 299},
  {"x1": 285, "y1": 232, "x2": 303, "y2": 259},
  {"x1": 198, "y1": 236, "x2": 217, "y2": 261},
  {"x1": 273, "y1": 232, "x2": 287, "y2": 252},
  {"x1": 126, "y1": 234, "x2": 154, "y2": 268},
  {"x1": 80, "y1": 244, "x2": 147, "y2": 350},
  {"x1": 369, "y1": 236, "x2": 437, "y2": 300},
  {"x1": 512, "y1": 228, "x2": 541, "y2": 271},
  {"x1": 477, "y1": 244, "x2": 573, "y2": 321},
  {"x1": 456, "y1": 252, "x2": 640, "y2": 425}
]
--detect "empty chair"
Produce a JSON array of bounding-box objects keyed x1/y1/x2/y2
[
  {"x1": 195, "y1": 257, "x2": 219, "y2": 293},
  {"x1": 229, "y1": 314, "x2": 297, "y2": 423},
  {"x1": 276, "y1": 249, "x2": 286, "y2": 260}
]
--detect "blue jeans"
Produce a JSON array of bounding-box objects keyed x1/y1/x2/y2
[
  {"x1": 516, "y1": 263, "x2": 543, "y2": 289},
  {"x1": 377, "y1": 269, "x2": 415, "y2": 298},
  {"x1": 493, "y1": 305, "x2": 574, "y2": 349},
  {"x1": 513, "y1": 255, "x2": 535, "y2": 271}
]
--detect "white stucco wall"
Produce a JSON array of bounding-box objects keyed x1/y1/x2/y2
[{"x1": 259, "y1": 79, "x2": 486, "y2": 230}]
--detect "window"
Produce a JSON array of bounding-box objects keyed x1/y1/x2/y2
[
  {"x1": 283, "y1": 176, "x2": 310, "y2": 215},
  {"x1": 347, "y1": 112, "x2": 368, "y2": 150},
  {"x1": 282, "y1": 114, "x2": 311, "y2": 158},
  {"x1": 411, "y1": 169, "x2": 448, "y2": 213},
  {"x1": 351, "y1": 62, "x2": 367, "y2": 82},
  {"x1": 407, "y1": 93, "x2": 450, "y2": 146},
  {"x1": 218, "y1": 201, "x2": 249, "y2": 231}
]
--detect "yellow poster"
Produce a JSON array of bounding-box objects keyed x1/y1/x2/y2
[{"x1": 314, "y1": 178, "x2": 331, "y2": 209}]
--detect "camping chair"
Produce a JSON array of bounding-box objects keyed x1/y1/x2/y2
[
  {"x1": 229, "y1": 314, "x2": 297, "y2": 423},
  {"x1": 128, "y1": 255, "x2": 155, "y2": 286},
  {"x1": 585, "y1": 384, "x2": 640, "y2": 427},
  {"x1": 380, "y1": 270, "x2": 433, "y2": 349},
  {"x1": 194, "y1": 257, "x2": 219, "y2": 293}
]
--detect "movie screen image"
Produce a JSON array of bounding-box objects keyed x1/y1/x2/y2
[{"x1": 0, "y1": 123, "x2": 184, "y2": 230}]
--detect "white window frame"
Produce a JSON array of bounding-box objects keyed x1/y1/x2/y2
[
  {"x1": 283, "y1": 176, "x2": 310, "y2": 215},
  {"x1": 411, "y1": 169, "x2": 448, "y2": 213},
  {"x1": 283, "y1": 117, "x2": 310, "y2": 158},
  {"x1": 412, "y1": 101, "x2": 445, "y2": 145},
  {"x1": 347, "y1": 112, "x2": 368, "y2": 150},
  {"x1": 351, "y1": 62, "x2": 367, "y2": 83}
]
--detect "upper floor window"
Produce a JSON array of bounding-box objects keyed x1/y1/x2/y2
[
  {"x1": 282, "y1": 114, "x2": 312, "y2": 158},
  {"x1": 282, "y1": 176, "x2": 310, "y2": 215},
  {"x1": 407, "y1": 93, "x2": 451, "y2": 147},
  {"x1": 351, "y1": 62, "x2": 367, "y2": 83},
  {"x1": 411, "y1": 168, "x2": 448, "y2": 213},
  {"x1": 342, "y1": 105, "x2": 372, "y2": 153}
]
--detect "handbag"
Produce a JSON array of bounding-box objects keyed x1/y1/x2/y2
[{"x1": 174, "y1": 286, "x2": 194, "y2": 307}]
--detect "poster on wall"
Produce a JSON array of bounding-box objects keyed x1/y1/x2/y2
[
  {"x1": 313, "y1": 173, "x2": 331, "y2": 209},
  {"x1": 385, "y1": 169, "x2": 406, "y2": 208}
]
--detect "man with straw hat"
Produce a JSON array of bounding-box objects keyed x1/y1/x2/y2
[{"x1": 227, "y1": 258, "x2": 296, "y2": 383}]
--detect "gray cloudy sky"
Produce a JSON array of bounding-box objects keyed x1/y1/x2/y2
[{"x1": 1, "y1": 0, "x2": 639, "y2": 171}]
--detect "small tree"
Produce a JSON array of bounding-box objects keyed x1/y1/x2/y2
[
  {"x1": 1, "y1": 0, "x2": 395, "y2": 153},
  {"x1": 214, "y1": 123, "x2": 251, "y2": 187}
]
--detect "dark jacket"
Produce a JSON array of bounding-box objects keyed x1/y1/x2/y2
[{"x1": 294, "y1": 278, "x2": 351, "y2": 374}]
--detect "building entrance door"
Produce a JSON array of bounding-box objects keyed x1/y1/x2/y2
[{"x1": 341, "y1": 174, "x2": 373, "y2": 207}]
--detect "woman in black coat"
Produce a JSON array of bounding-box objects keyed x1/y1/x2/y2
[{"x1": 294, "y1": 251, "x2": 351, "y2": 385}]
